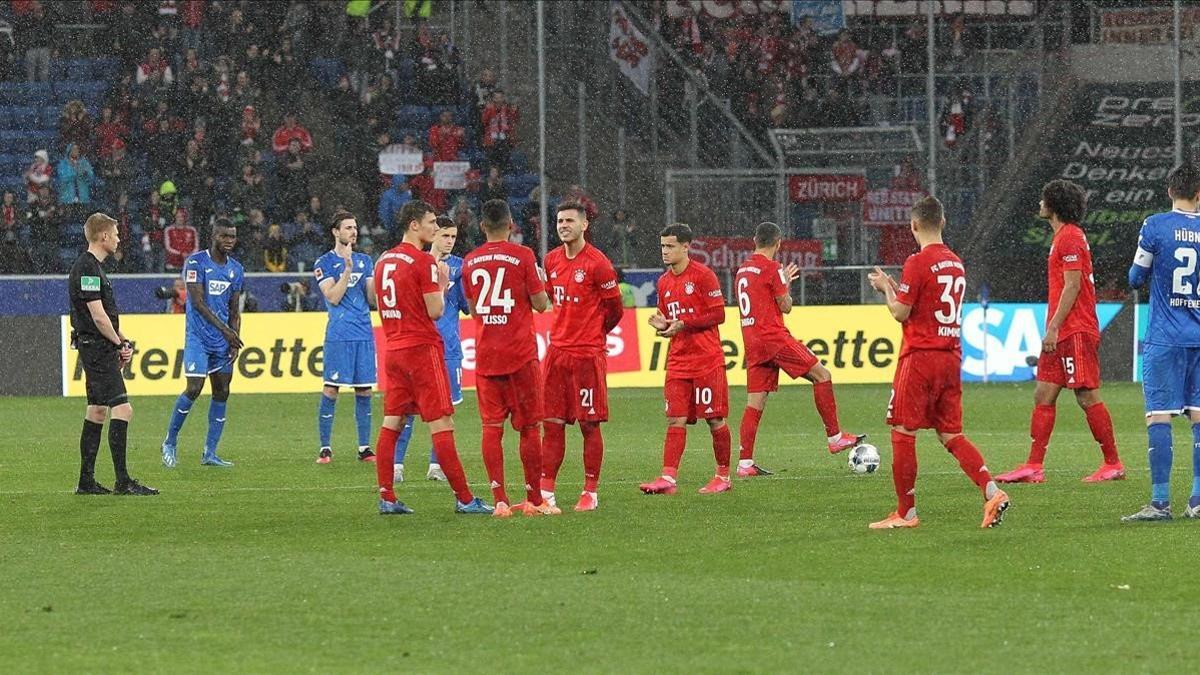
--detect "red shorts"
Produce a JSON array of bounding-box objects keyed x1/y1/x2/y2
[
  {"x1": 665, "y1": 365, "x2": 730, "y2": 424},
  {"x1": 542, "y1": 347, "x2": 609, "y2": 424},
  {"x1": 477, "y1": 359, "x2": 544, "y2": 430},
  {"x1": 746, "y1": 338, "x2": 820, "y2": 393},
  {"x1": 1036, "y1": 333, "x2": 1101, "y2": 390},
  {"x1": 383, "y1": 344, "x2": 455, "y2": 422},
  {"x1": 887, "y1": 351, "x2": 963, "y2": 434}
]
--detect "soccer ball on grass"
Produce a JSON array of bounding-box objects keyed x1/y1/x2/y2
[{"x1": 848, "y1": 443, "x2": 881, "y2": 475}]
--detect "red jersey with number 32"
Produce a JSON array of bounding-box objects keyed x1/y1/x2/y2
[
  {"x1": 463, "y1": 241, "x2": 545, "y2": 376},
  {"x1": 545, "y1": 243, "x2": 621, "y2": 357},
  {"x1": 658, "y1": 259, "x2": 726, "y2": 377},
  {"x1": 374, "y1": 242, "x2": 441, "y2": 350},
  {"x1": 735, "y1": 253, "x2": 792, "y2": 365},
  {"x1": 894, "y1": 243, "x2": 965, "y2": 357},
  {"x1": 1047, "y1": 223, "x2": 1100, "y2": 340}
]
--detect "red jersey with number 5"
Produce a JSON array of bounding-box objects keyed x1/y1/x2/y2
[
  {"x1": 545, "y1": 243, "x2": 621, "y2": 357},
  {"x1": 463, "y1": 240, "x2": 545, "y2": 376},
  {"x1": 657, "y1": 259, "x2": 726, "y2": 377},
  {"x1": 894, "y1": 243, "x2": 965, "y2": 357},
  {"x1": 374, "y1": 242, "x2": 442, "y2": 350},
  {"x1": 735, "y1": 253, "x2": 793, "y2": 365},
  {"x1": 1047, "y1": 223, "x2": 1100, "y2": 340}
]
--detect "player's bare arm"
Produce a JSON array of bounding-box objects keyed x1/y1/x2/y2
[
  {"x1": 187, "y1": 282, "x2": 242, "y2": 348},
  {"x1": 870, "y1": 266, "x2": 912, "y2": 322},
  {"x1": 775, "y1": 262, "x2": 800, "y2": 314},
  {"x1": 320, "y1": 253, "x2": 355, "y2": 305},
  {"x1": 423, "y1": 290, "x2": 445, "y2": 319},
  {"x1": 1043, "y1": 269, "x2": 1082, "y2": 353},
  {"x1": 531, "y1": 290, "x2": 551, "y2": 312},
  {"x1": 227, "y1": 290, "x2": 243, "y2": 359},
  {"x1": 85, "y1": 299, "x2": 123, "y2": 346}
]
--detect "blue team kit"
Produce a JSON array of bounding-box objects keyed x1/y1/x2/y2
[
  {"x1": 438, "y1": 254, "x2": 468, "y2": 404},
  {"x1": 183, "y1": 250, "x2": 245, "y2": 377},
  {"x1": 314, "y1": 250, "x2": 377, "y2": 387}
]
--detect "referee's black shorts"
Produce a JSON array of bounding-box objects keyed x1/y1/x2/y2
[{"x1": 79, "y1": 339, "x2": 128, "y2": 407}]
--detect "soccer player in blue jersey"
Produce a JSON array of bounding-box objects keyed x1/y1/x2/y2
[
  {"x1": 1124, "y1": 163, "x2": 1200, "y2": 522},
  {"x1": 393, "y1": 216, "x2": 468, "y2": 482},
  {"x1": 313, "y1": 210, "x2": 379, "y2": 464},
  {"x1": 161, "y1": 218, "x2": 244, "y2": 468}
]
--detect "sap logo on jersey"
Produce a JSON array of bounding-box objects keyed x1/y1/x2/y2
[
  {"x1": 348, "y1": 272, "x2": 363, "y2": 287},
  {"x1": 959, "y1": 302, "x2": 1121, "y2": 382},
  {"x1": 208, "y1": 279, "x2": 232, "y2": 296}
]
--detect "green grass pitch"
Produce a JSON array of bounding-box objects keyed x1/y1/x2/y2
[{"x1": 3, "y1": 382, "x2": 1199, "y2": 672}]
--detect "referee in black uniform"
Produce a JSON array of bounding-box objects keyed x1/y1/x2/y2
[{"x1": 68, "y1": 213, "x2": 157, "y2": 495}]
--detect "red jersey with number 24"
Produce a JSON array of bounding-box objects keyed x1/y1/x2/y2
[
  {"x1": 658, "y1": 259, "x2": 726, "y2": 377},
  {"x1": 1047, "y1": 223, "x2": 1100, "y2": 340},
  {"x1": 374, "y1": 242, "x2": 442, "y2": 350},
  {"x1": 735, "y1": 253, "x2": 793, "y2": 365},
  {"x1": 894, "y1": 243, "x2": 965, "y2": 358},
  {"x1": 545, "y1": 243, "x2": 621, "y2": 357},
  {"x1": 463, "y1": 240, "x2": 545, "y2": 376}
]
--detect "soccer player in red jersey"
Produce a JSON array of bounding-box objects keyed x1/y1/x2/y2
[
  {"x1": 371, "y1": 200, "x2": 491, "y2": 515},
  {"x1": 735, "y1": 221, "x2": 865, "y2": 476},
  {"x1": 867, "y1": 197, "x2": 1009, "y2": 529},
  {"x1": 995, "y1": 180, "x2": 1124, "y2": 484},
  {"x1": 540, "y1": 201, "x2": 624, "y2": 512},
  {"x1": 463, "y1": 200, "x2": 560, "y2": 518},
  {"x1": 640, "y1": 223, "x2": 734, "y2": 495}
]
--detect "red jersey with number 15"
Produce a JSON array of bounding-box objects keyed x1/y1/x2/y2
[
  {"x1": 545, "y1": 243, "x2": 621, "y2": 357},
  {"x1": 735, "y1": 253, "x2": 793, "y2": 365},
  {"x1": 894, "y1": 243, "x2": 965, "y2": 358},
  {"x1": 462, "y1": 240, "x2": 545, "y2": 376},
  {"x1": 374, "y1": 242, "x2": 442, "y2": 350},
  {"x1": 657, "y1": 259, "x2": 726, "y2": 377},
  {"x1": 1047, "y1": 223, "x2": 1100, "y2": 340}
]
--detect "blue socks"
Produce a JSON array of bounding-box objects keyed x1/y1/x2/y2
[
  {"x1": 205, "y1": 401, "x2": 228, "y2": 454},
  {"x1": 318, "y1": 394, "x2": 336, "y2": 448},
  {"x1": 430, "y1": 447, "x2": 439, "y2": 464},
  {"x1": 1191, "y1": 424, "x2": 1200, "y2": 509},
  {"x1": 355, "y1": 395, "x2": 372, "y2": 448},
  {"x1": 1148, "y1": 422, "x2": 1172, "y2": 506},
  {"x1": 165, "y1": 394, "x2": 195, "y2": 446},
  {"x1": 394, "y1": 415, "x2": 415, "y2": 464}
]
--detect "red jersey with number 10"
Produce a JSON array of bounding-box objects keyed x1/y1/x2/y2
[
  {"x1": 735, "y1": 253, "x2": 793, "y2": 365},
  {"x1": 463, "y1": 240, "x2": 545, "y2": 376},
  {"x1": 1047, "y1": 223, "x2": 1100, "y2": 340},
  {"x1": 374, "y1": 242, "x2": 442, "y2": 351},
  {"x1": 894, "y1": 243, "x2": 965, "y2": 358},
  {"x1": 545, "y1": 243, "x2": 621, "y2": 357},
  {"x1": 657, "y1": 259, "x2": 726, "y2": 377}
]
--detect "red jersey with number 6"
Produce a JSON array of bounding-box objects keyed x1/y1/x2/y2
[
  {"x1": 463, "y1": 240, "x2": 545, "y2": 376},
  {"x1": 735, "y1": 253, "x2": 793, "y2": 366},
  {"x1": 894, "y1": 243, "x2": 965, "y2": 357},
  {"x1": 1047, "y1": 223, "x2": 1100, "y2": 340},
  {"x1": 657, "y1": 259, "x2": 726, "y2": 377},
  {"x1": 374, "y1": 242, "x2": 442, "y2": 350}
]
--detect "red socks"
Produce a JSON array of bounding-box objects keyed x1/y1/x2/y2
[
  {"x1": 375, "y1": 425, "x2": 400, "y2": 502},
  {"x1": 1028, "y1": 403, "x2": 1055, "y2": 465},
  {"x1": 812, "y1": 380, "x2": 841, "y2": 437},
  {"x1": 712, "y1": 423, "x2": 731, "y2": 476},
  {"x1": 518, "y1": 425, "x2": 543, "y2": 505},
  {"x1": 481, "y1": 425, "x2": 509, "y2": 505},
  {"x1": 945, "y1": 434, "x2": 992, "y2": 492},
  {"x1": 1084, "y1": 402, "x2": 1120, "y2": 465},
  {"x1": 662, "y1": 426, "x2": 686, "y2": 478},
  {"x1": 891, "y1": 430, "x2": 917, "y2": 517},
  {"x1": 432, "y1": 430, "x2": 474, "y2": 504},
  {"x1": 738, "y1": 406, "x2": 762, "y2": 461},
  {"x1": 540, "y1": 421, "x2": 566, "y2": 492},
  {"x1": 580, "y1": 422, "x2": 603, "y2": 493}
]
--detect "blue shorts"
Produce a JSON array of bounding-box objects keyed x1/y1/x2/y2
[
  {"x1": 446, "y1": 358, "x2": 463, "y2": 405},
  {"x1": 1142, "y1": 343, "x2": 1200, "y2": 416},
  {"x1": 183, "y1": 337, "x2": 233, "y2": 378},
  {"x1": 323, "y1": 340, "x2": 377, "y2": 388}
]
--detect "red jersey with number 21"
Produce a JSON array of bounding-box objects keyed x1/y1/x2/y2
[
  {"x1": 374, "y1": 242, "x2": 442, "y2": 350},
  {"x1": 894, "y1": 243, "x2": 965, "y2": 358},
  {"x1": 735, "y1": 253, "x2": 793, "y2": 365},
  {"x1": 658, "y1": 259, "x2": 726, "y2": 377},
  {"x1": 463, "y1": 240, "x2": 545, "y2": 376},
  {"x1": 1047, "y1": 223, "x2": 1100, "y2": 340}
]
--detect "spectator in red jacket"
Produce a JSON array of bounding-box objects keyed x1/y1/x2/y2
[
  {"x1": 136, "y1": 47, "x2": 175, "y2": 86},
  {"x1": 481, "y1": 89, "x2": 518, "y2": 172},
  {"x1": 428, "y1": 110, "x2": 465, "y2": 162},
  {"x1": 408, "y1": 159, "x2": 447, "y2": 214},
  {"x1": 272, "y1": 112, "x2": 314, "y2": 154},
  {"x1": 164, "y1": 208, "x2": 198, "y2": 270},
  {"x1": 24, "y1": 149, "x2": 53, "y2": 203},
  {"x1": 94, "y1": 106, "x2": 130, "y2": 158}
]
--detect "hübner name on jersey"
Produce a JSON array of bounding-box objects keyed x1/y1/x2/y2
[
  {"x1": 1175, "y1": 229, "x2": 1200, "y2": 243},
  {"x1": 1170, "y1": 297, "x2": 1200, "y2": 309},
  {"x1": 938, "y1": 326, "x2": 961, "y2": 337},
  {"x1": 470, "y1": 253, "x2": 521, "y2": 265},
  {"x1": 482, "y1": 315, "x2": 509, "y2": 325},
  {"x1": 741, "y1": 317, "x2": 756, "y2": 327},
  {"x1": 929, "y1": 260, "x2": 964, "y2": 273},
  {"x1": 381, "y1": 309, "x2": 402, "y2": 319}
]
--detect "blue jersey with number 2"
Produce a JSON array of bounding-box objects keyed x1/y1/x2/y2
[{"x1": 1132, "y1": 209, "x2": 1200, "y2": 347}]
